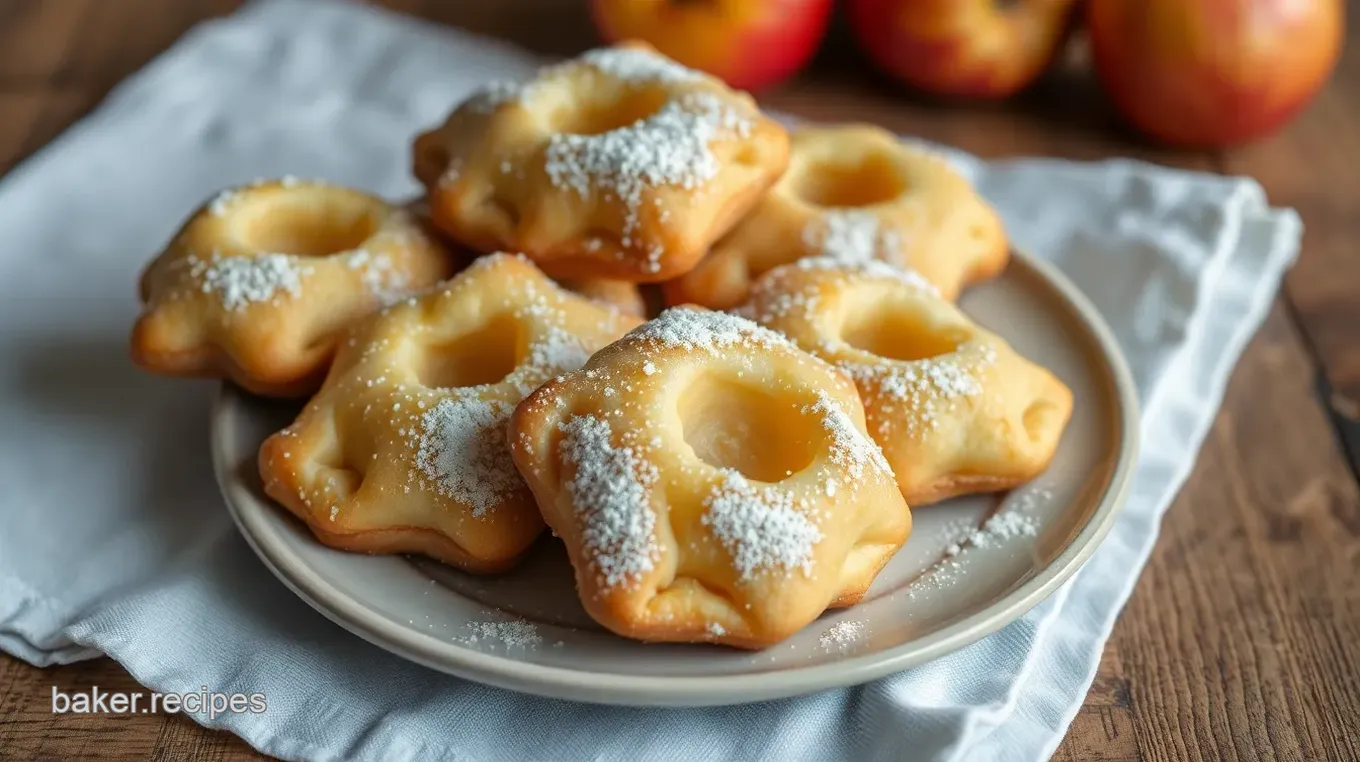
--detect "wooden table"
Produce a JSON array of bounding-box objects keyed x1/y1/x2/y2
[{"x1": 2, "y1": 1, "x2": 1357, "y2": 759}]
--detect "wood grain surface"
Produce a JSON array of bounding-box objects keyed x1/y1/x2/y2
[{"x1": 1, "y1": 1, "x2": 1358, "y2": 760}]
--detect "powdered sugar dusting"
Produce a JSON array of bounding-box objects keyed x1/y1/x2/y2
[
  {"x1": 629, "y1": 307, "x2": 790, "y2": 354},
  {"x1": 462, "y1": 47, "x2": 703, "y2": 117},
  {"x1": 208, "y1": 188, "x2": 241, "y2": 217},
  {"x1": 545, "y1": 92, "x2": 752, "y2": 263},
  {"x1": 956, "y1": 490, "x2": 1046, "y2": 550},
  {"x1": 908, "y1": 488, "x2": 1048, "y2": 600},
  {"x1": 580, "y1": 46, "x2": 704, "y2": 84},
  {"x1": 455, "y1": 619, "x2": 542, "y2": 649},
  {"x1": 509, "y1": 281, "x2": 600, "y2": 385},
  {"x1": 417, "y1": 255, "x2": 619, "y2": 398},
  {"x1": 796, "y1": 257, "x2": 939, "y2": 296},
  {"x1": 559, "y1": 415, "x2": 660, "y2": 588},
  {"x1": 206, "y1": 177, "x2": 328, "y2": 216},
  {"x1": 701, "y1": 470, "x2": 822, "y2": 581},
  {"x1": 527, "y1": 325, "x2": 590, "y2": 380},
  {"x1": 464, "y1": 80, "x2": 528, "y2": 114},
  {"x1": 843, "y1": 344, "x2": 996, "y2": 438},
  {"x1": 737, "y1": 281, "x2": 822, "y2": 324},
  {"x1": 803, "y1": 211, "x2": 903, "y2": 266},
  {"x1": 344, "y1": 249, "x2": 409, "y2": 304},
  {"x1": 414, "y1": 396, "x2": 521, "y2": 516},
  {"x1": 450, "y1": 46, "x2": 753, "y2": 271},
  {"x1": 969, "y1": 508, "x2": 1040, "y2": 546},
  {"x1": 190, "y1": 252, "x2": 312, "y2": 310},
  {"x1": 741, "y1": 260, "x2": 937, "y2": 326},
  {"x1": 818, "y1": 620, "x2": 865, "y2": 651},
  {"x1": 805, "y1": 391, "x2": 893, "y2": 480}
]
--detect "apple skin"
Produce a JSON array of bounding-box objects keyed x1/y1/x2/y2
[
  {"x1": 591, "y1": 0, "x2": 834, "y2": 91},
  {"x1": 1088, "y1": 0, "x2": 1344, "y2": 148},
  {"x1": 846, "y1": 0, "x2": 1082, "y2": 99}
]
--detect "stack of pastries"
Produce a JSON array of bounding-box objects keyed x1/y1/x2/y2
[{"x1": 130, "y1": 42, "x2": 1073, "y2": 650}]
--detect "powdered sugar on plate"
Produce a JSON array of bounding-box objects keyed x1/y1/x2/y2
[
  {"x1": 907, "y1": 488, "x2": 1048, "y2": 600},
  {"x1": 955, "y1": 489, "x2": 1047, "y2": 551},
  {"x1": 454, "y1": 618, "x2": 542, "y2": 649},
  {"x1": 701, "y1": 470, "x2": 822, "y2": 581},
  {"x1": 559, "y1": 414, "x2": 661, "y2": 589},
  {"x1": 818, "y1": 620, "x2": 865, "y2": 651},
  {"x1": 413, "y1": 395, "x2": 521, "y2": 517},
  {"x1": 967, "y1": 508, "x2": 1039, "y2": 548}
]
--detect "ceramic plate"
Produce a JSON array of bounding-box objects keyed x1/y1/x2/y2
[{"x1": 211, "y1": 250, "x2": 1138, "y2": 707}]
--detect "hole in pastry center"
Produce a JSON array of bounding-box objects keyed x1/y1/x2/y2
[
  {"x1": 553, "y1": 87, "x2": 671, "y2": 136},
  {"x1": 792, "y1": 152, "x2": 907, "y2": 208},
  {"x1": 678, "y1": 373, "x2": 818, "y2": 482},
  {"x1": 418, "y1": 315, "x2": 521, "y2": 389},
  {"x1": 841, "y1": 301, "x2": 969, "y2": 361},
  {"x1": 235, "y1": 193, "x2": 379, "y2": 257}
]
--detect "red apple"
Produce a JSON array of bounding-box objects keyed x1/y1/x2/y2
[
  {"x1": 591, "y1": 0, "x2": 834, "y2": 91},
  {"x1": 846, "y1": 0, "x2": 1082, "y2": 99},
  {"x1": 1088, "y1": 0, "x2": 1345, "y2": 147}
]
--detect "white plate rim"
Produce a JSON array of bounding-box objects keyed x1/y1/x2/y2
[{"x1": 211, "y1": 249, "x2": 1140, "y2": 707}]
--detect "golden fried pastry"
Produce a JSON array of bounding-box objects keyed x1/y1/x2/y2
[
  {"x1": 665, "y1": 125, "x2": 1008, "y2": 310},
  {"x1": 412, "y1": 41, "x2": 790, "y2": 282},
  {"x1": 555, "y1": 278, "x2": 647, "y2": 318},
  {"x1": 739, "y1": 259, "x2": 1073, "y2": 506},
  {"x1": 131, "y1": 179, "x2": 457, "y2": 397},
  {"x1": 419, "y1": 230, "x2": 648, "y2": 319},
  {"x1": 510, "y1": 307, "x2": 910, "y2": 648},
  {"x1": 259, "y1": 253, "x2": 641, "y2": 573}
]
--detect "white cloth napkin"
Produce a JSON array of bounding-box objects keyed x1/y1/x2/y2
[{"x1": 0, "y1": 1, "x2": 1301, "y2": 760}]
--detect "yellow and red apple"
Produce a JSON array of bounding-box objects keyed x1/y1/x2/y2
[
  {"x1": 1087, "y1": 0, "x2": 1345, "y2": 147},
  {"x1": 846, "y1": 0, "x2": 1082, "y2": 99},
  {"x1": 591, "y1": 0, "x2": 835, "y2": 91}
]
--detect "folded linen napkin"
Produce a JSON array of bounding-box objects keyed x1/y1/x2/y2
[{"x1": 0, "y1": 1, "x2": 1300, "y2": 760}]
